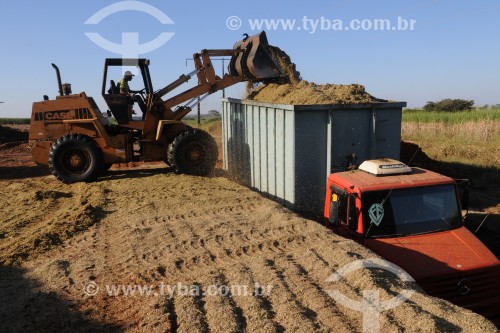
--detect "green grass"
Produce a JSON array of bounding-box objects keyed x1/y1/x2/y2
[
  {"x1": 184, "y1": 117, "x2": 222, "y2": 137},
  {"x1": 0, "y1": 118, "x2": 30, "y2": 125},
  {"x1": 401, "y1": 109, "x2": 500, "y2": 211},
  {"x1": 183, "y1": 116, "x2": 220, "y2": 125},
  {"x1": 402, "y1": 116, "x2": 500, "y2": 168},
  {"x1": 402, "y1": 108, "x2": 500, "y2": 123}
]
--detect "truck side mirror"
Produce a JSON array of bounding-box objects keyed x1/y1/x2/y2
[
  {"x1": 348, "y1": 195, "x2": 358, "y2": 231},
  {"x1": 329, "y1": 200, "x2": 340, "y2": 226},
  {"x1": 462, "y1": 187, "x2": 469, "y2": 212},
  {"x1": 455, "y1": 178, "x2": 470, "y2": 214}
]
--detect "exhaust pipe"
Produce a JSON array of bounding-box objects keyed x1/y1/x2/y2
[{"x1": 51, "y1": 63, "x2": 63, "y2": 96}]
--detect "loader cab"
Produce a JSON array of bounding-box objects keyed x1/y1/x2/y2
[{"x1": 102, "y1": 58, "x2": 153, "y2": 124}]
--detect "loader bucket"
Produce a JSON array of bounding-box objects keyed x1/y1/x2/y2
[{"x1": 229, "y1": 31, "x2": 284, "y2": 81}]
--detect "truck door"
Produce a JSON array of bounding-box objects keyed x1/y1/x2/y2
[
  {"x1": 328, "y1": 185, "x2": 360, "y2": 238},
  {"x1": 328, "y1": 186, "x2": 350, "y2": 235},
  {"x1": 328, "y1": 186, "x2": 346, "y2": 224}
]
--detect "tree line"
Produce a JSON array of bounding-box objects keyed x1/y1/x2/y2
[{"x1": 423, "y1": 99, "x2": 475, "y2": 112}]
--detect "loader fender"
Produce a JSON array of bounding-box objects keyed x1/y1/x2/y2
[{"x1": 31, "y1": 141, "x2": 52, "y2": 165}]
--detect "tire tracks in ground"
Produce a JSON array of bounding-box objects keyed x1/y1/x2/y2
[{"x1": 11, "y1": 175, "x2": 498, "y2": 333}]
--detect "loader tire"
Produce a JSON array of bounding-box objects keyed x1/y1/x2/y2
[
  {"x1": 167, "y1": 129, "x2": 218, "y2": 176},
  {"x1": 48, "y1": 134, "x2": 104, "y2": 183}
]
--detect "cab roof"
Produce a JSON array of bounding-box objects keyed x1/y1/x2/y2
[{"x1": 329, "y1": 167, "x2": 455, "y2": 192}]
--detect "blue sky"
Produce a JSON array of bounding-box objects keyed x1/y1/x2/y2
[{"x1": 0, "y1": 0, "x2": 499, "y2": 118}]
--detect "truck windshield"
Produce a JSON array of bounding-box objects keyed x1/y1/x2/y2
[{"x1": 362, "y1": 184, "x2": 461, "y2": 238}]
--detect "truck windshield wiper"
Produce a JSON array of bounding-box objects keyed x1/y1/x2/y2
[
  {"x1": 367, "y1": 233, "x2": 405, "y2": 239},
  {"x1": 368, "y1": 229, "x2": 448, "y2": 238},
  {"x1": 407, "y1": 229, "x2": 446, "y2": 236}
]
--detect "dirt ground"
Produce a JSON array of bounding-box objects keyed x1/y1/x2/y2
[{"x1": 1, "y1": 126, "x2": 498, "y2": 332}]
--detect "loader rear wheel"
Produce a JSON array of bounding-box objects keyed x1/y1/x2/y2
[
  {"x1": 167, "y1": 129, "x2": 218, "y2": 176},
  {"x1": 48, "y1": 134, "x2": 104, "y2": 183}
]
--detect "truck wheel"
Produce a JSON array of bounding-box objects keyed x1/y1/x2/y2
[
  {"x1": 167, "y1": 129, "x2": 218, "y2": 176},
  {"x1": 48, "y1": 134, "x2": 104, "y2": 183}
]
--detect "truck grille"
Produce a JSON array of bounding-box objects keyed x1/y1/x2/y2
[{"x1": 419, "y1": 264, "x2": 500, "y2": 327}]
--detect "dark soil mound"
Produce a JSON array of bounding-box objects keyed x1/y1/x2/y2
[{"x1": 0, "y1": 125, "x2": 28, "y2": 144}]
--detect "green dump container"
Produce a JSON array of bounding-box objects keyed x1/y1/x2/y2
[{"x1": 222, "y1": 98, "x2": 406, "y2": 217}]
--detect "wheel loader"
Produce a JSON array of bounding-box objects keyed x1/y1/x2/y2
[{"x1": 29, "y1": 32, "x2": 283, "y2": 183}]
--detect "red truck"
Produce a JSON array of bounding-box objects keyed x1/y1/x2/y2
[{"x1": 324, "y1": 158, "x2": 500, "y2": 326}]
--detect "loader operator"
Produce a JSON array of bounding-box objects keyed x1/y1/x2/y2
[{"x1": 118, "y1": 71, "x2": 142, "y2": 120}]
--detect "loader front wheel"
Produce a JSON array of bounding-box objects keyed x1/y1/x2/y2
[
  {"x1": 48, "y1": 134, "x2": 104, "y2": 183},
  {"x1": 167, "y1": 129, "x2": 218, "y2": 176}
]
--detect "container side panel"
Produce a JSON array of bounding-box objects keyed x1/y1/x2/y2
[
  {"x1": 373, "y1": 108, "x2": 402, "y2": 161},
  {"x1": 222, "y1": 100, "x2": 229, "y2": 170},
  {"x1": 275, "y1": 109, "x2": 286, "y2": 202},
  {"x1": 237, "y1": 103, "x2": 247, "y2": 180},
  {"x1": 267, "y1": 108, "x2": 277, "y2": 197},
  {"x1": 326, "y1": 113, "x2": 332, "y2": 179},
  {"x1": 252, "y1": 105, "x2": 261, "y2": 189},
  {"x1": 329, "y1": 106, "x2": 402, "y2": 173},
  {"x1": 234, "y1": 103, "x2": 240, "y2": 165},
  {"x1": 284, "y1": 110, "x2": 295, "y2": 207},
  {"x1": 225, "y1": 102, "x2": 232, "y2": 170},
  {"x1": 225, "y1": 101, "x2": 238, "y2": 173},
  {"x1": 330, "y1": 109, "x2": 371, "y2": 172},
  {"x1": 294, "y1": 111, "x2": 329, "y2": 217},
  {"x1": 223, "y1": 101, "x2": 253, "y2": 186},
  {"x1": 246, "y1": 105, "x2": 255, "y2": 187},
  {"x1": 235, "y1": 103, "x2": 242, "y2": 173},
  {"x1": 259, "y1": 106, "x2": 269, "y2": 194},
  {"x1": 243, "y1": 106, "x2": 252, "y2": 183}
]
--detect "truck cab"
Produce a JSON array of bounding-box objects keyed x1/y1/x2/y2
[{"x1": 324, "y1": 158, "x2": 500, "y2": 326}]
